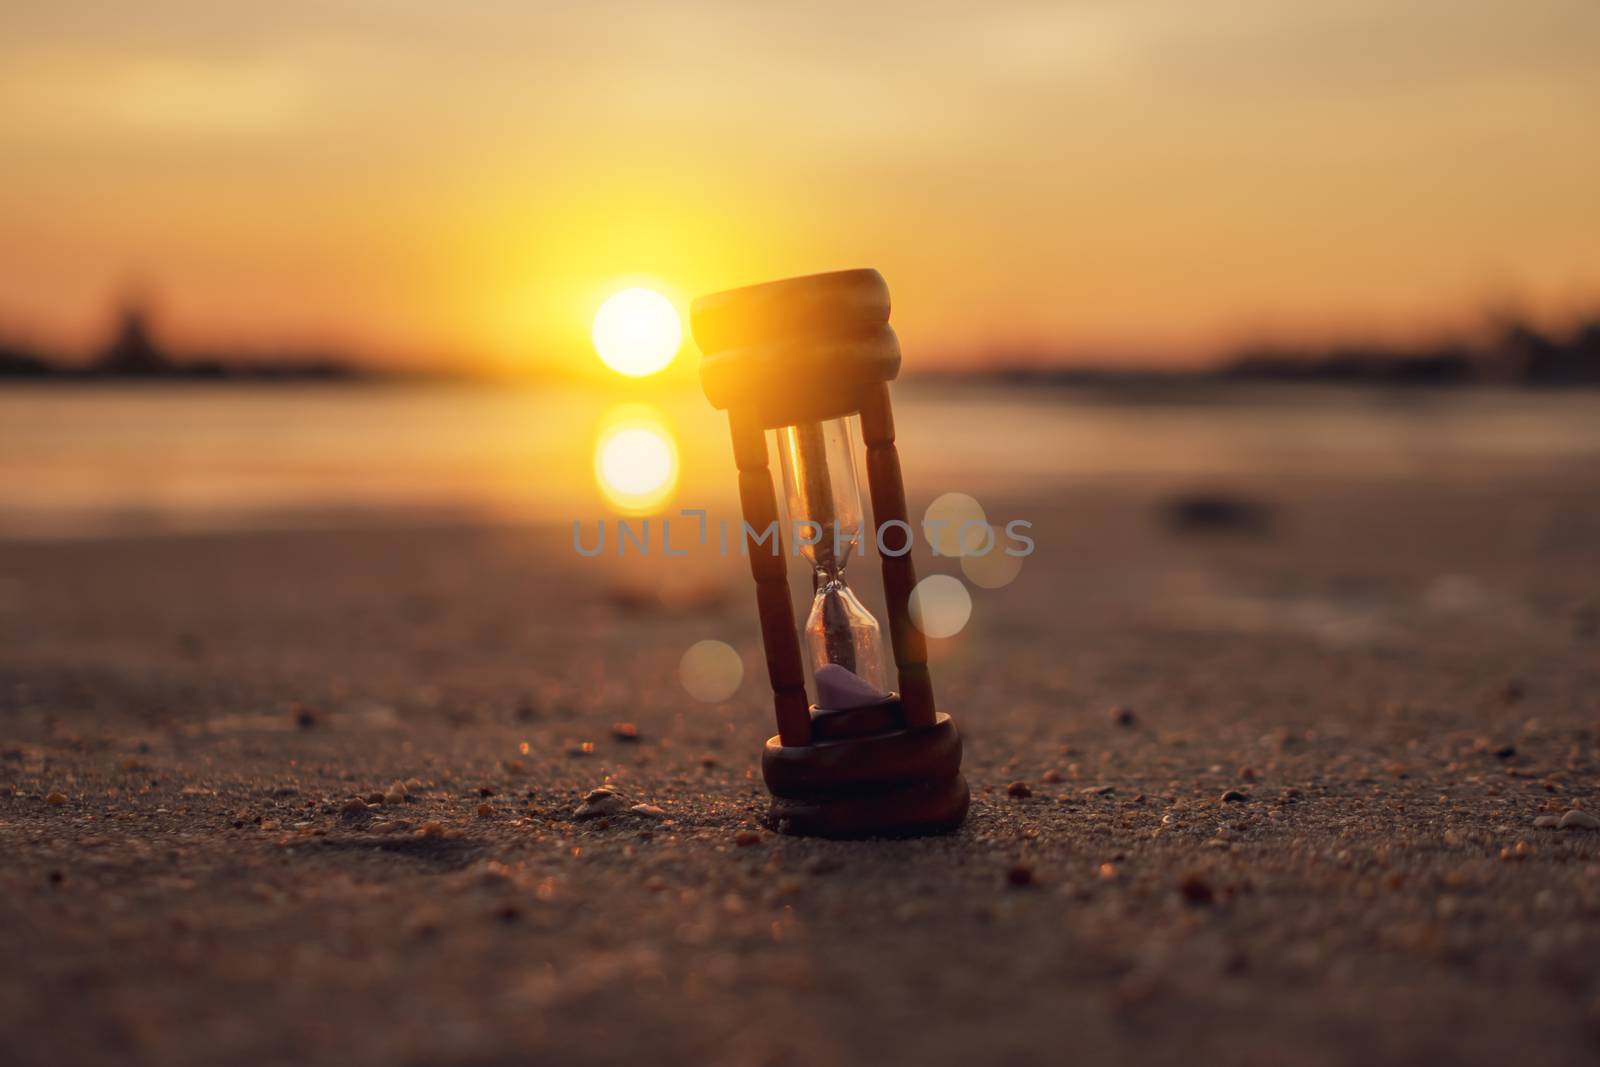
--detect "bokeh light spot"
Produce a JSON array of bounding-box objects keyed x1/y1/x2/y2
[
  {"x1": 680, "y1": 639, "x2": 744, "y2": 703},
  {"x1": 909, "y1": 574, "x2": 973, "y2": 639},
  {"x1": 922, "y1": 492, "x2": 989, "y2": 556},
  {"x1": 960, "y1": 525, "x2": 1025, "y2": 588}
]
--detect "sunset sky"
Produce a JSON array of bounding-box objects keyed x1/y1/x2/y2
[{"x1": 2, "y1": 1, "x2": 1597, "y2": 373}]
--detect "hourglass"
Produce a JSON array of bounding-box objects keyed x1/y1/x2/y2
[{"x1": 692, "y1": 268, "x2": 969, "y2": 837}]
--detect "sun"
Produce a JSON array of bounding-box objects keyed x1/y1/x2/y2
[{"x1": 591, "y1": 287, "x2": 682, "y2": 377}]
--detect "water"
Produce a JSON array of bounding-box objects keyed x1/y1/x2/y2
[{"x1": 2, "y1": 380, "x2": 1597, "y2": 540}]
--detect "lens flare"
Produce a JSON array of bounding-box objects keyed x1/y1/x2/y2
[
  {"x1": 960, "y1": 525, "x2": 1025, "y2": 588},
  {"x1": 908, "y1": 574, "x2": 973, "y2": 639},
  {"x1": 922, "y1": 492, "x2": 989, "y2": 557},
  {"x1": 680, "y1": 639, "x2": 744, "y2": 703}
]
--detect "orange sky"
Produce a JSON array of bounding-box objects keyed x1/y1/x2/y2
[{"x1": 1, "y1": 1, "x2": 1597, "y2": 373}]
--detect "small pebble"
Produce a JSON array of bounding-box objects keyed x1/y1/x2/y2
[
  {"x1": 1006, "y1": 781, "x2": 1032, "y2": 799},
  {"x1": 1532, "y1": 814, "x2": 1561, "y2": 829},
  {"x1": 1042, "y1": 769, "x2": 1063, "y2": 784},
  {"x1": 473, "y1": 863, "x2": 512, "y2": 889},
  {"x1": 893, "y1": 900, "x2": 926, "y2": 923},
  {"x1": 418, "y1": 821, "x2": 446, "y2": 838},
  {"x1": 45, "y1": 791, "x2": 67, "y2": 806},
  {"x1": 629, "y1": 803, "x2": 667, "y2": 819},
  {"x1": 1110, "y1": 706, "x2": 1137, "y2": 728},
  {"x1": 611, "y1": 722, "x2": 640, "y2": 742},
  {"x1": 1221, "y1": 790, "x2": 1249, "y2": 803},
  {"x1": 1558, "y1": 809, "x2": 1600, "y2": 831},
  {"x1": 382, "y1": 791, "x2": 405, "y2": 806},
  {"x1": 1006, "y1": 863, "x2": 1036, "y2": 888},
  {"x1": 573, "y1": 790, "x2": 623, "y2": 820},
  {"x1": 405, "y1": 908, "x2": 443, "y2": 938},
  {"x1": 366, "y1": 792, "x2": 386, "y2": 805},
  {"x1": 476, "y1": 803, "x2": 494, "y2": 818},
  {"x1": 1178, "y1": 873, "x2": 1214, "y2": 905},
  {"x1": 734, "y1": 829, "x2": 763, "y2": 847},
  {"x1": 340, "y1": 797, "x2": 369, "y2": 816}
]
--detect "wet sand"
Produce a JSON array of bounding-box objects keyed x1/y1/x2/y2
[{"x1": 2, "y1": 468, "x2": 1598, "y2": 1066}]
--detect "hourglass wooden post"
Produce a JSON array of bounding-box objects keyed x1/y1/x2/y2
[
  {"x1": 857, "y1": 381, "x2": 937, "y2": 728},
  {"x1": 727, "y1": 406, "x2": 812, "y2": 748},
  {"x1": 692, "y1": 268, "x2": 969, "y2": 838}
]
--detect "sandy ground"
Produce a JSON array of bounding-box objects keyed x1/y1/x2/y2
[{"x1": 2, "y1": 467, "x2": 1599, "y2": 1066}]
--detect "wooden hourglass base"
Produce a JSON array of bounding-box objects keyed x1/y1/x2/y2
[{"x1": 761, "y1": 711, "x2": 969, "y2": 838}]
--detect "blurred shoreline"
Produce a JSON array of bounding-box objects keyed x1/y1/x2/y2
[
  {"x1": 5, "y1": 300, "x2": 1599, "y2": 389},
  {"x1": 4, "y1": 379, "x2": 1599, "y2": 544}
]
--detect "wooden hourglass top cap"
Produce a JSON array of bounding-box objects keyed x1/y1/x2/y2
[
  {"x1": 692, "y1": 268, "x2": 888, "y2": 352},
  {"x1": 692, "y1": 269, "x2": 901, "y2": 415}
]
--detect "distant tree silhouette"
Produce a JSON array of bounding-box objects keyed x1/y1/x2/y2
[
  {"x1": 1217, "y1": 313, "x2": 1600, "y2": 387},
  {"x1": 95, "y1": 302, "x2": 168, "y2": 375},
  {"x1": 1496, "y1": 317, "x2": 1600, "y2": 385},
  {"x1": 0, "y1": 341, "x2": 51, "y2": 377},
  {"x1": 0, "y1": 293, "x2": 370, "y2": 381}
]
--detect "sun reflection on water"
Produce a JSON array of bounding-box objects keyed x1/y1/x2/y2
[{"x1": 593, "y1": 403, "x2": 680, "y2": 513}]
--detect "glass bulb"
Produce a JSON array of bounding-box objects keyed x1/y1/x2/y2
[
  {"x1": 775, "y1": 418, "x2": 863, "y2": 571},
  {"x1": 803, "y1": 579, "x2": 888, "y2": 693},
  {"x1": 774, "y1": 415, "x2": 890, "y2": 700}
]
